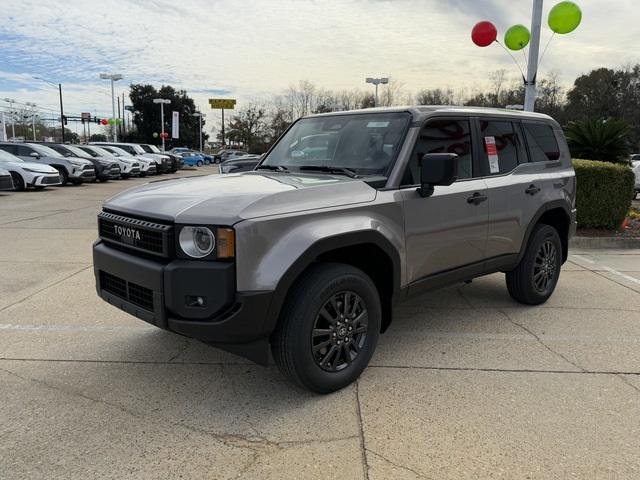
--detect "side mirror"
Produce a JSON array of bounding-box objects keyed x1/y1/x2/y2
[
  {"x1": 30, "y1": 152, "x2": 40, "y2": 158},
  {"x1": 417, "y1": 153, "x2": 458, "y2": 198}
]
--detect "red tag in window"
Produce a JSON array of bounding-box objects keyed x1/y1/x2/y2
[{"x1": 484, "y1": 136, "x2": 499, "y2": 173}]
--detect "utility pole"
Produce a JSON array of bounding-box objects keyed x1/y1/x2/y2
[{"x1": 524, "y1": 0, "x2": 544, "y2": 112}]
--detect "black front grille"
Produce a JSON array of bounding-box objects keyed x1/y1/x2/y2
[
  {"x1": 41, "y1": 175, "x2": 60, "y2": 185},
  {"x1": 100, "y1": 271, "x2": 154, "y2": 312},
  {"x1": 98, "y1": 211, "x2": 173, "y2": 257}
]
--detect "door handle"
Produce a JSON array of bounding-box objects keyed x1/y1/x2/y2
[
  {"x1": 467, "y1": 192, "x2": 488, "y2": 205},
  {"x1": 525, "y1": 184, "x2": 541, "y2": 195}
]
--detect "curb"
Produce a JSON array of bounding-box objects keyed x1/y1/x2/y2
[{"x1": 570, "y1": 236, "x2": 640, "y2": 249}]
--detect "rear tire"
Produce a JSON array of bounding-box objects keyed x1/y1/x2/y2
[
  {"x1": 196, "y1": 160, "x2": 204, "y2": 167},
  {"x1": 10, "y1": 172, "x2": 25, "y2": 191},
  {"x1": 506, "y1": 224, "x2": 562, "y2": 305},
  {"x1": 271, "y1": 263, "x2": 381, "y2": 394}
]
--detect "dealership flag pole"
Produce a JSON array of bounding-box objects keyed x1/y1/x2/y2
[{"x1": 524, "y1": 0, "x2": 544, "y2": 112}]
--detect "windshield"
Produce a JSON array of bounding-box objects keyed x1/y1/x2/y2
[
  {"x1": 261, "y1": 112, "x2": 410, "y2": 176},
  {"x1": 78, "y1": 146, "x2": 98, "y2": 157},
  {"x1": 0, "y1": 149, "x2": 23, "y2": 163},
  {"x1": 111, "y1": 146, "x2": 133, "y2": 157},
  {"x1": 140, "y1": 145, "x2": 153, "y2": 153},
  {"x1": 29, "y1": 144, "x2": 64, "y2": 158},
  {"x1": 90, "y1": 146, "x2": 115, "y2": 157},
  {"x1": 131, "y1": 145, "x2": 145, "y2": 154},
  {"x1": 66, "y1": 146, "x2": 92, "y2": 158},
  {"x1": 148, "y1": 145, "x2": 161, "y2": 153}
]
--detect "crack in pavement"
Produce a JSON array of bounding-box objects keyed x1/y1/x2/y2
[
  {"x1": 0, "y1": 365, "x2": 359, "y2": 455},
  {"x1": 497, "y1": 309, "x2": 586, "y2": 373},
  {"x1": 355, "y1": 380, "x2": 370, "y2": 480},
  {"x1": 616, "y1": 374, "x2": 640, "y2": 395},
  {"x1": 3, "y1": 357, "x2": 640, "y2": 376},
  {"x1": 0, "y1": 265, "x2": 92, "y2": 314},
  {"x1": 367, "y1": 448, "x2": 432, "y2": 479},
  {"x1": 166, "y1": 336, "x2": 191, "y2": 363}
]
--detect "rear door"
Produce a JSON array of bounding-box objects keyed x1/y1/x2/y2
[
  {"x1": 478, "y1": 118, "x2": 542, "y2": 259},
  {"x1": 401, "y1": 117, "x2": 489, "y2": 282}
]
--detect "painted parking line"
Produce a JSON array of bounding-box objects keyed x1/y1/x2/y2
[{"x1": 570, "y1": 254, "x2": 640, "y2": 286}]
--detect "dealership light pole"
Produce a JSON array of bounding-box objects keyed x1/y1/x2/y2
[
  {"x1": 34, "y1": 77, "x2": 66, "y2": 142},
  {"x1": 153, "y1": 98, "x2": 171, "y2": 151},
  {"x1": 524, "y1": 0, "x2": 544, "y2": 112},
  {"x1": 25, "y1": 102, "x2": 37, "y2": 141},
  {"x1": 192, "y1": 112, "x2": 205, "y2": 151},
  {"x1": 365, "y1": 77, "x2": 389, "y2": 107},
  {"x1": 99, "y1": 73, "x2": 123, "y2": 141},
  {"x1": 3, "y1": 98, "x2": 16, "y2": 140}
]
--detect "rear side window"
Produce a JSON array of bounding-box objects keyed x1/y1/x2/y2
[
  {"x1": 478, "y1": 120, "x2": 523, "y2": 175},
  {"x1": 523, "y1": 122, "x2": 560, "y2": 162},
  {"x1": 402, "y1": 118, "x2": 473, "y2": 185}
]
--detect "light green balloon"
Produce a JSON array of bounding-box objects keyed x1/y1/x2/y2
[
  {"x1": 108, "y1": 118, "x2": 115, "y2": 126},
  {"x1": 548, "y1": 1, "x2": 582, "y2": 34},
  {"x1": 504, "y1": 24, "x2": 531, "y2": 51}
]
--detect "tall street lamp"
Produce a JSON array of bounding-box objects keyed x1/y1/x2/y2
[
  {"x1": 192, "y1": 112, "x2": 206, "y2": 151},
  {"x1": 153, "y1": 98, "x2": 171, "y2": 151},
  {"x1": 365, "y1": 77, "x2": 389, "y2": 107},
  {"x1": 3, "y1": 98, "x2": 16, "y2": 140},
  {"x1": 34, "y1": 77, "x2": 66, "y2": 142},
  {"x1": 25, "y1": 102, "x2": 37, "y2": 141},
  {"x1": 99, "y1": 73, "x2": 123, "y2": 141}
]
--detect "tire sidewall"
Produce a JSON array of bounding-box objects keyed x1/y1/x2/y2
[
  {"x1": 523, "y1": 225, "x2": 562, "y2": 302},
  {"x1": 10, "y1": 172, "x2": 25, "y2": 191},
  {"x1": 288, "y1": 269, "x2": 381, "y2": 392}
]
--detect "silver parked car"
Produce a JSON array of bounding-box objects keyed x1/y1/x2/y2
[
  {"x1": 0, "y1": 148, "x2": 61, "y2": 190},
  {"x1": 0, "y1": 142, "x2": 95, "y2": 185},
  {"x1": 93, "y1": 106, "x2": 576, "y2": 393}
]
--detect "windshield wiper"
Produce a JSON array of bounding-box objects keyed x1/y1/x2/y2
[
  {"x1": 256, "y1": 164, "x2": 288, "y2": 172},
  {"x1": 298, "y1": 165, "x2": 359, "y2": 178}
]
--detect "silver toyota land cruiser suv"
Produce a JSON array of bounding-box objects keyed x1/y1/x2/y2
[{"x1": 93, "y1": 106, "x2": 577, "y2": 393}]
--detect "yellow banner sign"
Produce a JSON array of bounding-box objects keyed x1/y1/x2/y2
[{"x1": 209, "y1": 99, "x2": 236, "y2": 110}]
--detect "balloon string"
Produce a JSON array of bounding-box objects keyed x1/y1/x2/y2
[
  {"x1": 522, "y1": 49, "x2": 529, "y2": 72},
  {"x1": 496, "y1": 40, "x2": 526, "y2": 80},
  {"x1": 537, "y1": 32, "x2": 556, "y2": 71}
]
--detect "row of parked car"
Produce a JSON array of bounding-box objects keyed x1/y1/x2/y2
[{"x1": 0, "y1": 141, "x2": 221, "y2": 191}]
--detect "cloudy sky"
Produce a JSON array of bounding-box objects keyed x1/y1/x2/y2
[{"x1": 1, "y1": 0, "x2": 638, "y2": 128}]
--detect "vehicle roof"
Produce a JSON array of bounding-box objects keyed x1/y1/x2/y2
[{"x1": 305, "y1": 105, "x2": 557, "y2": 124}]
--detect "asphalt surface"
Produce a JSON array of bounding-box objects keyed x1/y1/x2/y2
[{"x1": 1, "y1": 168, "x2": 639, "y2": 479}]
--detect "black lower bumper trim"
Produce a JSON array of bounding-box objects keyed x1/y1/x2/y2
[{"x1": 93, "y1": 241, "x2": 274, "y2": 363}]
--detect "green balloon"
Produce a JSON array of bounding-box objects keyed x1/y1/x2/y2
[
  {"x1": 504, "y1": 24, "x2": 531, "y2": 51},
  {"x1": 548, "y1": 1, "x2": 582, "y2": 34},
  {"x1": 108, "y1": 118, "x2": 115, "y2": 126}
]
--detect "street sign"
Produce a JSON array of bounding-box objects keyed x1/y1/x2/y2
[
  {"x1": 209, "y1": 99, "x2": 236, "y2": 110},
  {"x1": 124, "y1": 105, "x2": 135, "y2": 112},
  {"x1": 81, "y1": 112, "x2": 91, "y2": 120}
]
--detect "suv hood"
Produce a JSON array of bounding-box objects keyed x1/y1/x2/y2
[
  {"x1": 18, "y1": 161, "x2": 59, "y2": 173},
  {"x1": 104, "y1": 171, "x2": 377, "y2": 224}
]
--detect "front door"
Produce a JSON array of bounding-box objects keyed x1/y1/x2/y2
[{"x1": 401, "y1": 117, "x2": 489, "y2": 283}]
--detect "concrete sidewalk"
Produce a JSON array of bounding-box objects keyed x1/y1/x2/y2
[{"x1": 1, "y1": 171, "x2": 639, "y2": 479}]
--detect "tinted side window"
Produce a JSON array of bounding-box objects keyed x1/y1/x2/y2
[
  {"x1": 402, "y1": 118, "x2": 473, "y2": 185},
  {"x1": 523, "y1": 122, "x2": 560, "y2": 162},
  {"x1": 0, "y1": 144, "x2": 17, "y2": 155},
  {"x1": 16, "y1": 145, "x2": 34, "y2": 156},
  {"x1": 478, "y1": 120, "x2": 522, "y2": 175}
]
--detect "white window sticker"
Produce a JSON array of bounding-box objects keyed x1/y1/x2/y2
[
  {"x1": 485, "y1": 136, "x2": 500, "y2": 174},
  {"x1": 366, "y1": 121, "x2": 389, "y2": 128}
]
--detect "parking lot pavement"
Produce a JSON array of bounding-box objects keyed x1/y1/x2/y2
[{"x1": 1, "y1": 173, "x2": 639, "y2": 479}]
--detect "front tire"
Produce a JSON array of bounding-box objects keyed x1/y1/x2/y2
[
  {"x1": 10, "y1": 172, "x2": 25, "y2": 191},
  {"x1": 196, "y1": 160, "x2": 204, "y2": 167},
  {"x1": 271, "y1": 263, "x2": 381, "y2": 394},
  {"x1": 506, "y1": 224, "x2": 562, "y2": 305}
]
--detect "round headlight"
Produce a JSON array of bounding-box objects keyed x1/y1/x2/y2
[{"x1": 179, "y1": 226, "x2": 215, "y2": 258}]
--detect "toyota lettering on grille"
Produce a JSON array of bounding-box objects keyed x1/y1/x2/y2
[{"x1": 114, "y1": 224, "x2": 141, "y2": 244}]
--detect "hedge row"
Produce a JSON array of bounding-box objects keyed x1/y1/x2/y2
[{"x1": 573, "y1": 159, "x2": 635, "y2": 230}]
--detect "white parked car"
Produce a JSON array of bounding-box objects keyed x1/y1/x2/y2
[
  {"x1": 91, "y1": 142, "x2": 160, "y2": 175},
  {"x1": 0, "y1": 149, "x2": 61, "y2": 190},
  {"x1": 0, "y1": 167, "x2": 14, "y2": 191},
  {"x1": 632, "y1": 158, "x2": 640, "y2": 199},
  {"x1": 77, "y1": 145, "x2": 141, "y2": 179},
  {"x1": 91, "y1": 144, "x2": 156, "y2": 176}
]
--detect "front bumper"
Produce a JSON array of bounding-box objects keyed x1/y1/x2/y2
[
  {"x1": 69, "y1": 167, "x2": 96, "y2": 182},
  {"x1": 0, "y1": 175, "x2": 13, "y2": 191},
  {"x1": 31, "y1": 174, "x2": 62, "y2": 187},
  {"x1": 98, "y1": 165, "x2": 121, "y2": 180},
  {"x1": 93, "y1": 241, "x2": 273, "y2": 362}
]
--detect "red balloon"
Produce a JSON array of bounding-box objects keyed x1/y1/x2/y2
[
  {"x1": 472, "y1": 21, "x2": 497, "y2": 47},
  {"x1": 100, "y1": 118, "x2": 108, "y2": 125},
  {"x1": 160, "y1": 132, "x2": 169, "y2": 139}
]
